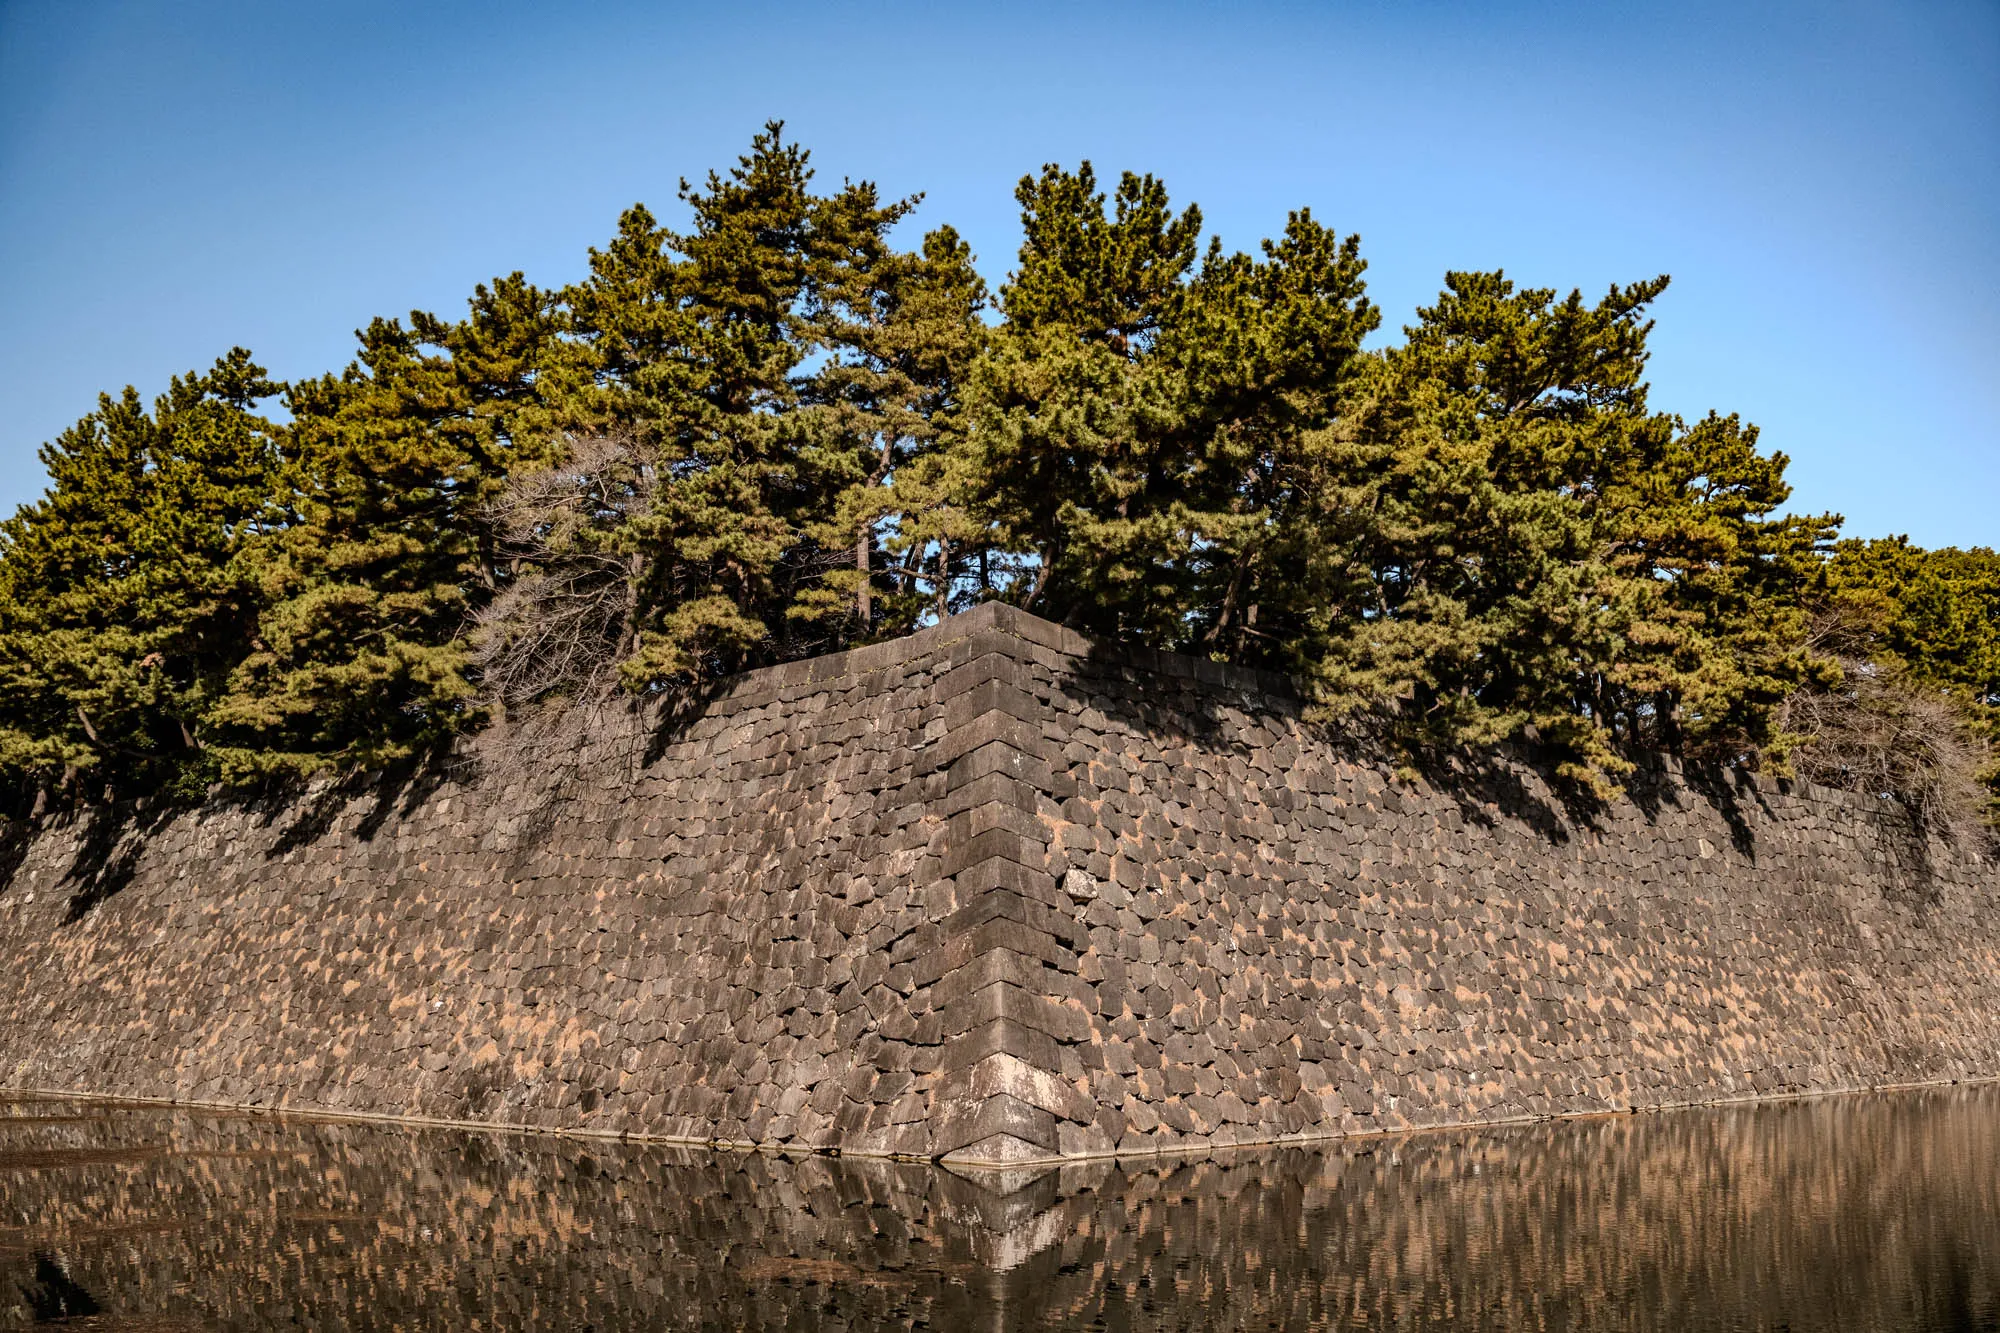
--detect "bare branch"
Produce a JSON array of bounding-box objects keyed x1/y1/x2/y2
[
  {"x1": 471, "y1": 431, "x2": 659, "y2": 713},
  {"x1": 1783, "y1": 605, "x2": 1994, "y2": 850}
]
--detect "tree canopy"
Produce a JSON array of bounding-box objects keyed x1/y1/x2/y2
[{"x1": 3, "y1": 124, "x2": 1991, "y2": 832}]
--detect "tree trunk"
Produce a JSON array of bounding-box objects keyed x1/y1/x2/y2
[
  {"x1": 621, "y1": 553, "x2": 644, "y2": 658},
  {"x1": 856, "y1": 530, "x2": 871, "y2": 627}
]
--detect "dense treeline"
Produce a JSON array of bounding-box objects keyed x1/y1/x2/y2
[{"x1": 2, "y1": 127, "x2": 1993, "y2": 833}]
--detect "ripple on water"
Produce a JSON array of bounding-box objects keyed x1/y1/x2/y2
[{"x1": 0, "y1": 1085, "x2": 1996, "y2": 1331}]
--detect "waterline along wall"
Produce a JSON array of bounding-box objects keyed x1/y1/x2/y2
[{"x1": 0, "y1": 604, "x2": 1994, "y2": 1165}]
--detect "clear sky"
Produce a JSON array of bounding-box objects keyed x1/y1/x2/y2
[{"x1": 2, "y1": 0, "x2": 1995, "y2": 547}]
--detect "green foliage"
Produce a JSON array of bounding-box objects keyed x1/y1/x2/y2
[
  {"x1": 5, "y1": 128, "x2": 1987, "y2": 820},
  {"x1": 207, "y1": 275, "x2": 564, "y2": 778},
  {"x1": 0, "y1": 350, "x2": 283, "y2": 804},
  {"x1": 1303, "y1": 274, "x2": 1838, "y2": 789},
  {"x1": 1823, "y1": 538, "x2": 2000, "y2": 706},
  {"x1": 465, "y1": 123, "x2": 992, "y2": 713},
  {"x1": 550, "y1": 124, "x2": 992, "y2": 686},
  {"x1": 966, "y1": 163, "x2": 1378, "y2": 647},
  {"x1": 796, "y1": 205, "x2": 990, "y2": 636},
  {"x1": 566, "y1": 129, "x2": 825, "y2": 687},
  {"x1": 1817, "y1": 538, "x2": 2000, "y2": 816}
]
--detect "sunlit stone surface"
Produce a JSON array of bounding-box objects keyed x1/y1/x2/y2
[{"x1": 3, "y1": 606, "x2": 1996, "y2": 1166}]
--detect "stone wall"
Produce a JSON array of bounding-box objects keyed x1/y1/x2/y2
[{"x1": 0, "y1": 603, "x2": 1994, "y2": 1164}]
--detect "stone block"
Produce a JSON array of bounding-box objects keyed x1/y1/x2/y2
[
  {"x1": 942, "y1": 917, "x2": 1079, "y2": 973},
  {"x1": 943, "y1": 678, "x2": 1043, "y2": 732},
  {"x1": 954, "y1": 1051, "x2": 1095, "y2": 1123},
  {"x1": 937, "y1": 980, "x2": 1090, "y2": 1045},
  {"x1": 932, "y1": 1091, "x2": 1059, "y2": 1157},
  {"x1": 939, "y1": 827, "x2": 1045, "y2": 881},
  {"x1": 944, "y1": 800, "x2": 1049, "y2": 851},
  {"x1": 942, "y1": 1018, "x2": 1062, "y2": 1075},
  {"x1": 946, "y1": 743, "x2": 1054, "y2": 795},
  {"x1": 937, "y1": 1132, "x2": 1055, "y2": 1167}
]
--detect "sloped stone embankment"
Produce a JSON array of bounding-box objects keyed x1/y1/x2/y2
[{"x1": 0, "y1": 603, "x2": 1993, "y2": 1164}]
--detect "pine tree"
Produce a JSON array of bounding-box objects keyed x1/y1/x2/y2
[
  {"x1": 1303, "y1": 272, "x2": 1837, "y2": 790},
  {"x1": 565, "y1": 124, "x2": 822, "y2": 688},
  {"x1": 963, "y1": 164, "x2": 1377, "y2": 647},
  {"x1": 530, "y1": 123, "x2": 990, "y2": 689},
  {"x1": 0, "y1": 350, "x2": 284, "y2": 808},
  {"x1": 208, "y1": 276, "x2": 562, "y2": 777},
  {"x1": 1817, "y1": 537, "x2": 2000, "y2": 821},
  {"x1": 2, "y1": 135, "x2": 1906, "y2": 816},
  {"x1": 1824, "y1": 538, "x2": 2000, "y2": 706},
  {"x1": 797, "y1": 206, "x2": 990, "y2": 635}
]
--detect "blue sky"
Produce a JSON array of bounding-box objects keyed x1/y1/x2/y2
[{"x1": 2, "y1": 0, "x2": 1995, "y2": 546}]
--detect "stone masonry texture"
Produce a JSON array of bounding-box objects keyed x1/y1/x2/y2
[{"x1": 0, "y1": 603, "x2": 1994, "y2": 1165}]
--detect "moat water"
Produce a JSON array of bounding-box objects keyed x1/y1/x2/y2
[{"x1": 0, "y1": 1085, "x2": 1995, "y2": 1331}]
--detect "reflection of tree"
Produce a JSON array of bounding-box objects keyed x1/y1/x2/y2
[
  {"x1": 19, "y1": 1252, "x2": 99, "y2": 1322},
  {"x1": 0, "y1": 1088, "x2": 1995, "y2": 1330}
]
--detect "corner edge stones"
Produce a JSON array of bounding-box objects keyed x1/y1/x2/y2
[{"x1": 920, "y1": 607, "x2": 1097, "y2": 1168}]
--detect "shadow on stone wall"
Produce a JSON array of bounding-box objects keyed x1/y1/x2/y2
[
  {"x1": 262, "y1": 745, "x2": 467, "y2": 858},
  {"x1": 57, "y1": 801, "x2": 178, "y2": 923},
  {"x1": 642, "y1": 677, "x2": 726, "y2": 769},
  {"x1": 1064, "y1": 635, "x2": 1685, "y2": 853},
  {"x1": 1869, "y1": 798, "x2": 1952, "y2": 914},
  {"x1": 1064, "y1": 627, "x2": 1959, "y2": 885},
  {"x1": 0, "y1": 822, "x2": 26, "y2": 902},
  {"x1": 15, "y1": 615, "x2": 1959, "y2": 915}
]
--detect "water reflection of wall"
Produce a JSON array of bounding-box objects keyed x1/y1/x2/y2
[{"x1": 2, "y1": 1090, "x2": 1996, "y2": 1331}]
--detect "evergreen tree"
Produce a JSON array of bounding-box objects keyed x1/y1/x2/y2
[
  {"x1": 561, "y1": 124, "x2": 828, "y2": 688},
  {"x1": 963, "y1": 163, "x2": 1377, "y2": 646},
  {"x1": 208, "y1": 276, "x2": 562, "y2": 777},
  {"x1": 1304, "y1": 273, "x2": 1837, "y2": 789},
  {"x1": 1824, "y1": 538, "x2": 2000, "y2": 707},
  {"x1": 507, "y1": 123, "x2": 990, "y2": 692},
  {"x1": 1817, "y1": 537, "x2": 2000, "y2": 817},
  {"x1": 11, "y1": 131, "x2": 1962, "y2": 822},
  {"x1": 797, "y1": 209, "x2": 990, "y2": 635},
  {"x1": 0, "y1": 350, "x2": 283, "y2": 807}
]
